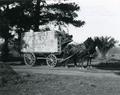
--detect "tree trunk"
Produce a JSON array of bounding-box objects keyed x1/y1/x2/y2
[
  {"x1": 1, "y1": 38, "x2": 9, "y2": 62},
  {"x1": 101, "y1": 52, "x2": 107, "y2": 59},
  {"x1": 17, "y1": 32, "x2": 22, "y2": 53}
]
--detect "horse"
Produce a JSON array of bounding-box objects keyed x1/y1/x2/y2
[
  {"x1": 61, "y1": 41, "x2": 97, "y2": 69},
  {"x1": 61, "y1": 43, "x2": 86, "y2": 67},
  {"x1": 71, "y1": 44, "x2": 97, "y2": 69},
  {"x1": 79, "y1": 51, "x2": 97, "y2": 69}
]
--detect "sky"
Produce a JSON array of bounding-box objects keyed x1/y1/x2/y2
[{"x1": 64, "y1": 0, "x2": 120, "y2": 44}]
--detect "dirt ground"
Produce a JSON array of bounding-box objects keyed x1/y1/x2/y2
[{"x1": 1, "y1": 65, "x2": 120, "y2": 95}]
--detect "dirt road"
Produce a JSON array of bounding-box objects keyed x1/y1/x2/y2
[{"x1": 12, "y1": 65, "x2": 120, "y2": 78}]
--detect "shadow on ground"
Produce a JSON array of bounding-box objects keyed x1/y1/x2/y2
[
  {"x1": 93, "y1": 59, "x2": 120, "y2": 71},
  {"x1": 0, "y1": 56, "x2": 24, "y2": 66}
]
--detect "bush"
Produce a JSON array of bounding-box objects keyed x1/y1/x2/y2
[{"x1": 0, "y1": 63, "x2": 21, "y2": 87}]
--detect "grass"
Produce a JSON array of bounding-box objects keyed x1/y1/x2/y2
[
  {"x1": 1, "y1": 50, "x2": 120, "y2": 95},
  {"x1": 1, "y1": 72, "x2": 120, "y2": 95}
]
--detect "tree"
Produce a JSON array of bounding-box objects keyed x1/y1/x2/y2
[
  {"x1": 94, "y1": 36, "x2": 117, "y2": 58},
  {"x1": 0, "y1": 16, "x2": 13, "y2": 61},
  {"x1": 0, "y1": 0, "x2": 85, "y2": 61}
]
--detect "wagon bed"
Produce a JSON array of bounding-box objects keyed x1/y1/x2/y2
[{"x1": 21, "y1": 30, "x2": 66, "y2": 67}]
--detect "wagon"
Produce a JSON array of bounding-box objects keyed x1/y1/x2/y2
[{"x1": 21, "y1": 30, "x2": 72, "y2": 67}]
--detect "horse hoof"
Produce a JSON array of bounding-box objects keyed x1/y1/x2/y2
[
  {"x1": 86, "y1": 66, "x2": 92, "y2": 70},
  {"x1": 79, "y1": 67, "x2": 84, "y2": 69},
  {"x1": 65, "y1": 66, "x2": 68, "y2": 68},
  {"x1": 90, "y1": 66, "x2": 92, "y2": 69}
]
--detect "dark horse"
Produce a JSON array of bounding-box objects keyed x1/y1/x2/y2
[
  {"x1": 78, "y1": 37, "x2": 97, "y2": 69},
  {"x1": 78, "y1": 50, "x2": 97, "y2": 69},
  {"x1": 62, "y1": 38, "x2": 97, "y2": 68}
]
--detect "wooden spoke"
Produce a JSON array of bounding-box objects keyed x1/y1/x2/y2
[
  {"x1": 46, "y1": 54, "x2": 57, "y2": 67},
  {"x1": 24, "y1": 53, "x2": 36, "y2": 67}
]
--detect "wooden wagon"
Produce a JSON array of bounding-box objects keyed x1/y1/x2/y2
[{"x1": 21, "y1": 30, "x2": 72, "y2": 67}]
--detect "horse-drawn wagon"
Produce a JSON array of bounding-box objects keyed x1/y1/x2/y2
[{"x1": 21, "y1": 30, "x2": 71, "y2": 67}]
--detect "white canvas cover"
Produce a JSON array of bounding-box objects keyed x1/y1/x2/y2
[{"x1": 21, "y1": 30, "x2": 61, "y2": 53}]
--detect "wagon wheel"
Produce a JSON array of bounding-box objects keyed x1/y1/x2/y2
[
  {"x1": 46, "y1": 54, "x2": 57, "y2": 67},
  {"x1": 24, "y1": 53, "x2": 36, "y2": 67}
]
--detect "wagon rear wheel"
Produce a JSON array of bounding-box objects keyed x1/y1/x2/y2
[
  {"x1": 46, "y1": 54, "x2": 57, "y2": 67},
  {"x1": 24, "y1": 53, "x2": 36, "y2": 67}
]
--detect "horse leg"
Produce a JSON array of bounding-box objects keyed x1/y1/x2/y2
[
  {"x1": 79, "y1": 58, "x2": 84, "y2": 69},
  {"x1": 86, "y1": 59, "x2": 89, "y2": 69},
  {"x1": 81, "y1": 61, "x2": 84, "y2": 69},
  {"x1": 86, "y1": 58, "x2": 91, "y2": 69},
  {"x1": 89, "y1": 58, "x2": 92, "y2": 68},
  {"x1": 87, "y1": 58, "x2": 92, "y2": 69},
  {"x1": 73, "y1": 58, "x2": 77, "y2": 67},
  {"x1": 64, "y1": 62, "x2": 68, "y2": 68}
]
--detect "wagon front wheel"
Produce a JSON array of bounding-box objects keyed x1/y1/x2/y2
[
  {"x1": 24, "y1": 53, "x2": 36, "y2": 67},
  {"x1": 46, "y1": 54, "x2": 57, "y2": 67}
]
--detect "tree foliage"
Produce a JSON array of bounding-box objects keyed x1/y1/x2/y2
[
  {"x1": 46, "y1": 3, "x2": 85, "y2": 27},
  {"x1": 94, "y1": 36, "x2": 117, "y2": 58},
  {"x1": 0, "y1": 0, "x2": 85, "y2": 33},
  {"x1": 0, "y1": 0, "x2": 85, "y2": 60}
]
